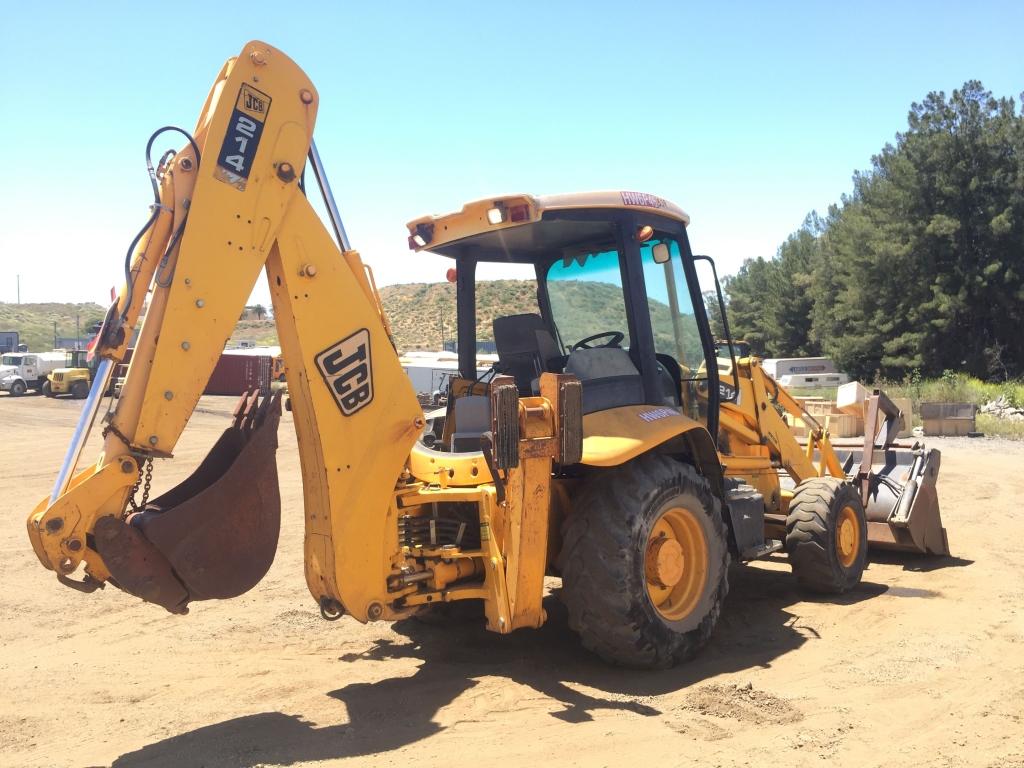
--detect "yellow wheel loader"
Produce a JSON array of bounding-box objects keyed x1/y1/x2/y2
[
  {"x1": 46, "y1": 350, "x2": 96, "y2": 399},
  {"x1": 26, "y1": 42, "x2": 948, "y2": 669}
]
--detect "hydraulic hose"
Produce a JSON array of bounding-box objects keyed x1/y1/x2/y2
[{"x1": 120, "y1": 127, "x2": 201, "y2": 321}]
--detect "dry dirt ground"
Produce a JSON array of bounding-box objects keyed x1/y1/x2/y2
[{"x1": 1, "y1": 394, "x2": 1022, "y2": 768}]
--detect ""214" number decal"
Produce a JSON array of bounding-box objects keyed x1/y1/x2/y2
[{"x1": 215, "y1": 84, "x2": 271, "y2": 190}]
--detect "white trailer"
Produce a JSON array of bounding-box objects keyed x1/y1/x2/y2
[{"x1": 762, "y1": 356, "x2": 850, "y2": 389}]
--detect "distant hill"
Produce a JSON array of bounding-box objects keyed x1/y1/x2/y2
[
  {"x1": 382, "y1": 280, "x2": 539, "y2": 351},
  {"x1": 3, "y1": 280, "x2": 703, "y2": 363},
  {"x1": 223, "y1": 279, "x2": 632, "y2": 352},
  {"x1": 0, "y1": 302, "x2": 106, "y2": 352},
  {"x1": 0, "y1": 301, "x2": 282, "y2": 354}
]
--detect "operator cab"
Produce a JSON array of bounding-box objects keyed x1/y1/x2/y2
[{"x1": 408, "y1": 192, "x2": 723, "y2": 452}]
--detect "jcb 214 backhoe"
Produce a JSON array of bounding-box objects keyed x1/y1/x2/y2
[{"x1": 27, "y1": 42, "x2": 948, "y2": 668}]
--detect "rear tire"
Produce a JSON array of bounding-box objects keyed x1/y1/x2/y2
[
  {"x1": 9, "y1": 380, "x2": 26, "y2": 397},
  {"x1": 785, "y1": 477, "x2": 867, "y2": 594},
  {"x1": 71, "y1": 380, "x2": 89, "y2": 399},
  {"x1": 558, "y1": 454, "x2": 729, "y2": 668}
]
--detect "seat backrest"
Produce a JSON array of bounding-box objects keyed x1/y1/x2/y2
[
  {"x1": 565, "y1": 347, "x2": 646, "y2": 414},
  {"x1": 451, "y1": 395, "x2": 491, "y2": 452},
  {"x1": 453, "y1": 395, "x2": 490, "y2": 433},
  {"x1": 655, "y1": 353, "x2": 682, "y2": 406},
  {"x1": 492, "y1": 313, "x2": 561, "y2": 394}
]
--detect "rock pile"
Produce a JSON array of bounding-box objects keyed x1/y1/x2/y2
[{"x1": 980, "y1": 396, "x2": 1024, "y2": 421}]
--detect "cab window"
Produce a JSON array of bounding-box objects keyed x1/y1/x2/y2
[
  {"x1": 639, "y1": 235, "x2": 711, "y2": 420},
  {"x1": 544, "y1": 248, "x2": 629, "y2": 351}
]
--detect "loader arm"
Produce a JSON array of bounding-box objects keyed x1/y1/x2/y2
[
  {"x1": 716, "y1": 356, "x2": 947, "y2": 555},
  {"x1": 719, "y1": 357, "x2": 845, "y2": 486},
  {"x1": 27, "y1": 42, "x2": 424, "y2": 619}
]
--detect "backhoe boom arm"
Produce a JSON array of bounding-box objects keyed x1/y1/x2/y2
[{"x1": 27, "y1": 42, "x2": 424, "y2": 619}]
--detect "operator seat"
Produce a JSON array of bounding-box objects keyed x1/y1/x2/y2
[
  {"x1": 451, "y1": 395, "x2": 491, "y2": 453},
  {"x1": 492, "y1": 313, "x2": 565, "y2": 395},
  {"x1": 565, "y1": 348, "x2": 646, "y2": 414}
]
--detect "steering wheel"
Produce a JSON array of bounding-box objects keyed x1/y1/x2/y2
[{"x1": 572, "y1": 330, "x2": 625, "y2": 351}]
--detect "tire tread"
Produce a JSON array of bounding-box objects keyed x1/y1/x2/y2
[
  {"x1": 558, "y1": 455, "x2": 730, "y2": 668},
  {"x1": 785, "y1": 476, "x2": 866, "y2": 594}
]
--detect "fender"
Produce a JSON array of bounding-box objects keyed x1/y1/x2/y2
[{"x1": 581, "y1": 405, "x2": 723, "y2": 491}]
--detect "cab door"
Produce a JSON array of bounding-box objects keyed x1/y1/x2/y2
[
  {"x1": 623, "y1": 216, "x2": 721, "y2": 439},
  {"x1": 22, "y1": 355, "x2": 38, "y2": 381}
]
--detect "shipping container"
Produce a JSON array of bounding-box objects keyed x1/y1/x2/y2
[
  {"x1": 0, "y1": 331, "x2": 20, "y2": 354},
  {"x1": 205, "y1": 354, "x2": 272, "y2": 396}
]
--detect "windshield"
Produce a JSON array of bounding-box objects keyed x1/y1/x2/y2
[
  {"x1": 639, "y1": 237, "x2": 706, "y2": 375},
  {"x1": 2, "y1": 354, "x2": 22, "y2": 366},
  {"x1": 545, "y1": 248, "x2": 629, "y2": 351}
]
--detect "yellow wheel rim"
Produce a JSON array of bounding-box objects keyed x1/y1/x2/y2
[
  {"x1": 836, "y1": 505, "x2": 860, "y2": 568},
  {"x1": 645, "y1": 506, "x2": 708, "y2": 622}
]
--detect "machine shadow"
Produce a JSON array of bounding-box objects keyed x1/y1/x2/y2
[
  {"x1": 868, "y1": 551, "x2": 974, "y2": 572},
  {"x1": 112, "y1": 564, "x2": 886, "y2": 768}
]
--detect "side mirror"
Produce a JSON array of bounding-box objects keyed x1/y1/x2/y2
[{"x1": 652, "y1": 243, "x2": 671, "y2": 264}]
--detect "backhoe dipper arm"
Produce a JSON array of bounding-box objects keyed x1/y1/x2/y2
[{"x1": 27, "y1": 42, "x2": 423, "y2": 620}]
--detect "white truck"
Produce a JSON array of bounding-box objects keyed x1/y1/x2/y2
[{"x1": 0, "y1": 351, "x2": 68, "y2": 396}]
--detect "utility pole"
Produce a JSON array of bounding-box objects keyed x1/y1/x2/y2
[
  {"x1": 16, "y1": 274, "x2": 20, "y2": 304},
  {"x1": 438, "y1": 299, "x2": 446, "y2": 351},
  {"x1": 53, "y1": 321, "x2": 57, "y2": 350},
  {"x1": 76, "y1": 313, "x2": 80, "y2": 350}
]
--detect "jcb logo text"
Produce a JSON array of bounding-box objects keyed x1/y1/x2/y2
[{"x1": 315, "y1": 329, "x2": 374, "y2": 416}]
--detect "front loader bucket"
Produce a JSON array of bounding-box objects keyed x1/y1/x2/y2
[
  {"x1": 834, "y1": 443, "x2": 949, "y2": 556},
  {"x1": 95, "y1": 391, "x2": 282, "y2": 613}
]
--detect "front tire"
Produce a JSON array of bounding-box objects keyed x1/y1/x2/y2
[
  {"x1": 9, "y1": 380, "x2": 26, "y2": 397},
  {"x1": 785, "y1": 477, "x2": 867, "y2": 593},
  {"x1": 42, "y1": 381, "x2": 53, "y2": 397},
  {"x1": 558, "y1": 455, "x2": 730, "y2": 669}
]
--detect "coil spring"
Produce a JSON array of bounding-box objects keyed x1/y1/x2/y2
[{"x1": 398, "y1": 515, "x2": 480, "y2": 550}]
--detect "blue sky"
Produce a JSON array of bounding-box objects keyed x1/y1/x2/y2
[{"x1": 0, "y1": 1, "x2": 1020, "y2": 305}]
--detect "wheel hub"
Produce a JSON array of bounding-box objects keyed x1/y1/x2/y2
[
  {"x1": 645, "y1": 536, "x2": 685, "y2": 588},
  {"x1": 645, "y1": 506, "x2": 708, "y2": 622},
  {"x1": 836, "y1": 505, "x2": 860, "y2": 568}
]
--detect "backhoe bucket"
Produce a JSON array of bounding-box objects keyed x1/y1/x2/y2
[{"x1": 95, "y1": 391, "x2": 282, "y2": 613}]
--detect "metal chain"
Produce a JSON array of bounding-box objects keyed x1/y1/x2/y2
[
  {"x1": 102, "y1": 424, "x2": 156, "y2": 517},
  {"x1": 140, "y1": 459, "x2": 153, "y2": 508},
  {"x1": 102, "y1": 422, "x2": 135, "y2": 449},
  {"x1": 126, "y1": 467, "x2": 143, "y2": 514},
  {"x1": 126, "y1": 458, "x2": 154, "y2": 514}
]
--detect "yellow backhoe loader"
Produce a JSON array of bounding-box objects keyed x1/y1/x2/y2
[{"x1": 27, "y1": 42, "x2": 948, "y2": 669}]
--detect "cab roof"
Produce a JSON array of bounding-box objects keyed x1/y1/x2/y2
[{"x1": 406, "y1": 191, "x2": 690, "y2": 263}]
